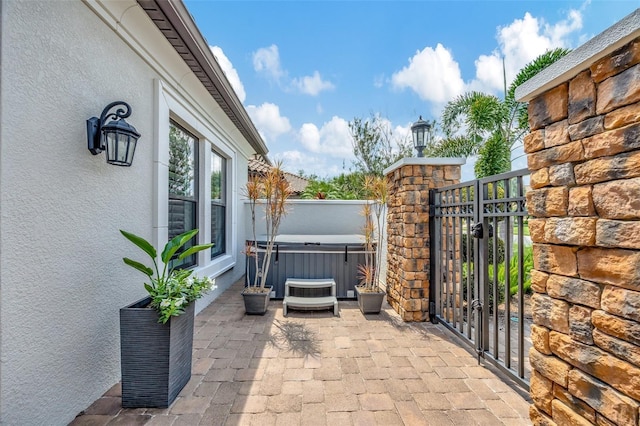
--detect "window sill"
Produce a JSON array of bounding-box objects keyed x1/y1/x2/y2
[{"x1": 193, "y1": 254, "x2": 235, "y2": 279}]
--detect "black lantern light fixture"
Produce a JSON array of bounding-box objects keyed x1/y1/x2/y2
[
  {"x1": 411, "y1": 116, "x2": 431, "y2": 158},
  {"x1": 87, "y1": 101, "x2": 141, "y2": 166}
]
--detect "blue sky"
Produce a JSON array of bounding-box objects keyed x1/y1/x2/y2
[{"x1": 186, "y1": 1, "x2": 638, "y2": 180}]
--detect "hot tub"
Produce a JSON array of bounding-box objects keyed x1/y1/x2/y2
[{"x1": 245, "y1": 234, "x2": 374, "y2": 299}]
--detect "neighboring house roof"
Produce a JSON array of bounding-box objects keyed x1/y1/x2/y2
[
  {"x1": 248, "y1": 158, "x2": 309, "y2": 195},
  {"x1": 137, "y1": 0, "x2": 268, "y2": 157},
  {"x1": 283, "y1": 172, "x2": 310, "y2": 194}
]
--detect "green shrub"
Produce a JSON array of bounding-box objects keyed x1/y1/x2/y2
[
  {"x1": 461, "y1": 233, "x2": 505, "y2": 264},
  {"x1": 460, "y1": 244, "x2": 533, "y2": 312},
  {"x1": 488, "y1": 244, "x2": 533, "y2": 298}
]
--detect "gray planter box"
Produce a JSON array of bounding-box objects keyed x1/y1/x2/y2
[
  {"x1": 120, "y1": 296, "x2": 194, "y2": 408},
  {"x1": 355, "y1": 286, "x2": 385, "y2": 314},
  {"x1": 242, "y1": 288, "x2": 271, "y2": 315}
]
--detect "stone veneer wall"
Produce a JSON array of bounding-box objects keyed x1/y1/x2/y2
[
  {"x1": 525, "y1": 37, "x2": 640, "y2": 425},
  {"x1": 385, "y1": 162, "x2": 461, "y2": 321}
]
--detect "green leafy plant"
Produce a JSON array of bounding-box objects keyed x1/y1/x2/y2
[
  {"x1": 431, "y1": 48, "x2": 570, "y2": 178},
  {"x1": 488, "y1": 244, "x2": 533, "y2": 300},
  {"x1": 461, "y1": 234, "x2": 505, "y2": 264},
  {"x1": 461, "y1": 244, "x2": 533, "y2": 310},
  {"x1": 121, "y1": 229, "x2": 214, "y2": 323}
]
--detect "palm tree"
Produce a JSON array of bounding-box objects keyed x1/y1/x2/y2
[{"x1": 428, "y1": 48, "x2": 569, "y2": 178}]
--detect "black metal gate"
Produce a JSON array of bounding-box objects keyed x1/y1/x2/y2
[{"x1": 431, "y1": 169, "x2": 531, "y2": 388}]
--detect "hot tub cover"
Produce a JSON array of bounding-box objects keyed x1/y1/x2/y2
[{"x1": 255, "y1": 234, "x2": 366, "y2": 245}]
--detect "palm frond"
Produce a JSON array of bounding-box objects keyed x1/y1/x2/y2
[{"x1": 425, "y1": 135, "x2": 483, "y2": 158}]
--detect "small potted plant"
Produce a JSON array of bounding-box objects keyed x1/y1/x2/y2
[
  {"x1": 243, "y1": 162, "x2": 291, "y2": 314},
  {"x1": 119, "y1": 229, "x2": 214, "y2": 408},
  {"x1": 355, "y1": 175, "x2": 387, "y2": 314}
]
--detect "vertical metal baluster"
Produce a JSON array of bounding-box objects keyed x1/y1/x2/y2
[
  {"x1": 452, "y1": 189, "x2": 458, "y2": 330},
  {"x1": 443, "y1": 191, "x2": 450, "y2": 324},
  {"x1": 517, "y1": 175, "x2": 525, "y2": 379},
  {"x1": 479, "y1": 180, "x2": 489, "y2": 357},
  {"x1": 504, "y1": 178, "x2": 511, "y2": 370},
  {"x1": 466, "y1": 192, "x2": 473, "y2": 339},
  {"x1": 436, "y1": 192, "x2": 442, "y2": 320},
  {"x1": 492, "y1": 182, "x2": 499, "y2": 360}
]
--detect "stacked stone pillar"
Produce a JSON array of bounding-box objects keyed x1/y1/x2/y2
[
  {"x1": 385, "y1": 159, "x2": 463, "y2": 321},
  {"x1": 522, "y1": 36, "x2": 640, "y2": 425}
]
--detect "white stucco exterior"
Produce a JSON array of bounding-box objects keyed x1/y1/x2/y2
[{"x1": 0, "y1": 1, "x2": 263, "y2": 423}]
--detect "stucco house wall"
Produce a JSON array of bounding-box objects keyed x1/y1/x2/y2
[{"x1": 0, "y1": 1, "x2": 264, "y2": 423}]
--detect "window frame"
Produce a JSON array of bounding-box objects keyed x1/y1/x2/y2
[
  {"x1": 168, "y1": 120, "x2": 199, "y2": 270},
  {"x1": 210, "y1": 149, "x2": 226, "y2": 259},
  {"x1": 154, "y1": 80, "x2": 237, "y2": 279}
]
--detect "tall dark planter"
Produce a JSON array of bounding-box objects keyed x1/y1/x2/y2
[
  {"x1": 120, "y1": 296, "x2": 195, "y2": 408},
  {"x1": 355, "y1": 286, "x2": 385, "y2": 314}
]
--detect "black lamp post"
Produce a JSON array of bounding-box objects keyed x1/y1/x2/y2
[
  {"x1": 87, "y1": 101, "x2": 141, "y2": 166},
  {"x1": 411, "y1": 116, "x2": 431, "y2": 158}
]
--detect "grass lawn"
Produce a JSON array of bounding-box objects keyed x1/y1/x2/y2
[{"x1": 512, "y1": 223, "x2": 530, "y2": 236}]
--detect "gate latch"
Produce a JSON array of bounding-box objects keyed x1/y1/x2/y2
[{"x1": 471, "y1": 223, "x2": 483, "y2": 239}]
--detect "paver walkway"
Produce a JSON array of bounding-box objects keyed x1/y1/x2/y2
[{"x1": 71, "y1": 279, "x2": 532, "y2": 425}]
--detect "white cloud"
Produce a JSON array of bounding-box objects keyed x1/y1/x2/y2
[
  {"x1": 373, "y1": 74, "x2": 385, "y2": 88},
  {"x1": 299, "y1": 123, "x2": 321, "y2": 152},
  {"x1": 298, "y1": 116, "x2": 353, "y2": 158},
  {"x1": 210, "y1": 46, "x2": 246, "y2": 103},
  {"x1": 372, "y1": 116, "x2": 412, "y2": 151},
  {"x1": 472, "y1": 9, "x2": 583, "y2": 93},
  {"x1": 393, "y1": 124, "x2": 412, "y2": 147},
  {"x1": 473, "y1": 54, "x2": 505, "y2": 93},
  {"x1": 253, "y1": 44, "x2": 333, "y2": 96},
  {"x1": 292, "y1": 71, "x2": 335, "y2": 96},
  {"x1": 391, "y1": 44, "x2": 465, "y2": 104},
  {"x1": 252, "y1": 44, "x2": 284, "y2": 81},
  {"x1": 246, "y1": 102, "x2": 291, "y2": 142},
  {"x1": 316, "y1": 103, "x2": 324, "y2": 114},
  {"x1": 273, "y1": 150, "x2": 342, "y2": 177},
  {"x1": 391, "y1": 8, "x2": 584, "y2": 103}
]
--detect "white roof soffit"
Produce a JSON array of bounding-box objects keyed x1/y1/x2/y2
[
  {"x1": 515, "y1": 8, "x2": 640, "y2": 102},
  {"x1": 137, "y1": 0, "x2": 268, "y2": 156}
]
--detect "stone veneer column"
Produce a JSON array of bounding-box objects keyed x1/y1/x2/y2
[
  {"x1": 384, "y1": 158, "x2": 464, "y2": 321},
  {"x1": 521, "y1": 36, "x2": 640, "y2": 425}
]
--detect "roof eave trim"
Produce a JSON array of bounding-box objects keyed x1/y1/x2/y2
[{"x1": 144, "y1": 0, "x2": 268, "y2": 156}]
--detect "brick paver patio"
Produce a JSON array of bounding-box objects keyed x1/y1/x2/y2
[{"x1": 71, "y1": 279, "x2": 532, "y2": 425}]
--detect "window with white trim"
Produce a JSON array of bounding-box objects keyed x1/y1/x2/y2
[
  {"x1": 155, "y1": 80, "x2": 237, "y2": 278},
  {"x1": 210, "y1": 149, "x2": 226, "y2": 259},
  {"x1": 168, "y1": 120, "x2": 198, "y2": 269}
]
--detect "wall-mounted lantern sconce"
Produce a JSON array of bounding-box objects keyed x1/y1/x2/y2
[
  {"x1": 411, "y1": 116, "x2": 431, "y2": 158},
  {"x1": 87, "y1": 101, "x2": 140, "y2": 166}
]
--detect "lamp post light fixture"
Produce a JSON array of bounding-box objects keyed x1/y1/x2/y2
[
  {"x1": 411, "y1": 116, "x2": 431, "y2": 158},
  {"x1": 87, "y1": 101, "x2": 141, "y2": 166}
]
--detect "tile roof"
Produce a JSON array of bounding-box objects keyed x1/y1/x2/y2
[{"x1": 248, "y1": 158, "x2": 309, "y2": 194}]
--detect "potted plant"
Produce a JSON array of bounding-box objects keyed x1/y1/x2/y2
[
  {"x1": 355, "y1": 176, "x2": 388, "y2": 314},
  {"x1": 243, "y1": 162, "x2": 291, "y2": 314},
  {"x1": 119, "y1": 229, "x2": 214, "y2": 408}
]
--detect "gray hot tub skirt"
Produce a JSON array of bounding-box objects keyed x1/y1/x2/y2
[{"x1": 246, "y1": 234, "x2": 374, "y2": 299}]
